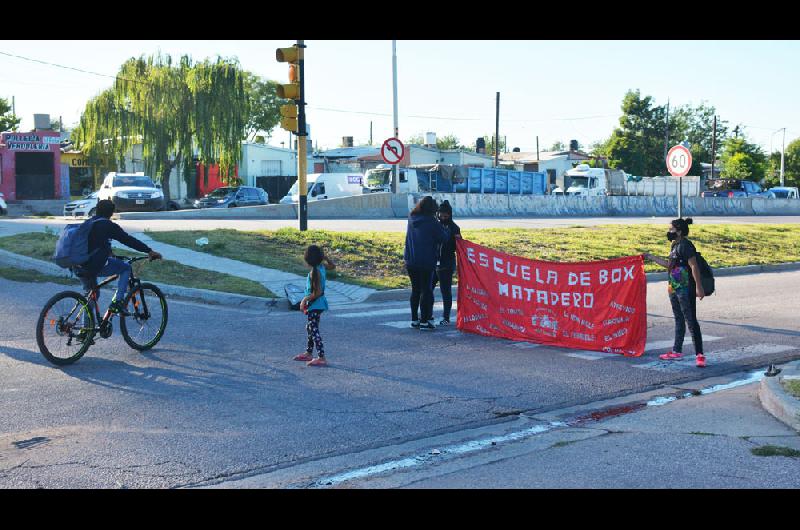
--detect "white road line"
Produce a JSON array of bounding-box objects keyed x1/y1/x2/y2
[
  {"x1": 644, "y1": 336, "x2": 723, "y2": 352},
  {"x1": 334, "y1": 302, "x2": 458, "y2": 319}
]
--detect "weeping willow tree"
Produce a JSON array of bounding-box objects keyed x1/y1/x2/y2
[{"x1": 73, "y1": 54, "x2": 249, "y2": 202}]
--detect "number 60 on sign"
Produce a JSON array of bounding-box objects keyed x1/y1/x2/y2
[{"x1": 666, "y1": 145, "x2": 692, "y2": 177}]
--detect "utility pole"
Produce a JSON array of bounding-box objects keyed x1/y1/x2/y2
[
  {"x1": 664, "y1": 99, "x2": 669, "y2": 161},
  {"x1": 780, "y1": 127, "x2": 786, "y2": 187},
  {"x1": 370, "y1": 121, "x2": 373, "y2": 146},
  {"x1": 391, "y1": 40, "x2": 399, "y2": 194},
  {"x1": 536, "y1": 136, "x2": 539, "y2": 161},
  {"x1": 710, "y1": 115, "x2": 717, "y2": 183},
  {"x1": 495, "y1": 92, "x2": 500, "y2": 168}
]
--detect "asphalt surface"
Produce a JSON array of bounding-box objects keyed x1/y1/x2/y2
[{"x1": 2, "y1": 268, "x2": 799, "y2": 488}]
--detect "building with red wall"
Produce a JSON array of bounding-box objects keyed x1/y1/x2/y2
[{"x1": 0, "y1": 130, "x2": 64, "y2": 201}]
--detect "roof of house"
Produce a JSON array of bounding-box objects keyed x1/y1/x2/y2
[
  {"x1": 498, "y1": 150, "x2": 591, "y2": 163},
  {"x1": 319, "y1": 146, "x2": 381, "y2": 158}
]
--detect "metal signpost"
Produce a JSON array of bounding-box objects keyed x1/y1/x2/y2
[{"x1": 667, "y1": 144, "x2": 692, "y2": 219}]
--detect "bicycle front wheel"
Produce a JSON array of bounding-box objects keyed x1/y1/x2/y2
[
  {"x1": 120, "y1": 283, "x2": 168, "y2": 351},
  {"x1": 36, "y1": 291, "x2": 95, "y2": 366}
]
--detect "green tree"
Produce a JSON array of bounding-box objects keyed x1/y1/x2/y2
[
  {"x1": 483, "y1": 135, "x2": 506, "y2": 156},
  {"x1": 436, "y1": 134, "x2": 461, "y2": 150},
  {"x1": 548, "y1": 140, "x2": 566, "y2": 152},
  {"x1": 603, "y1": 90, "x2": 670, "y2": 176},
  {"x1": 405, "y1": 133, "x2": 425, "y2": 145},
  {"x1": 720, "y1": 136, "x2": 767, "y2": 181},
  {"x1": 669, "y1": 102, "x2": 729, "y2": 175},
  {"x1": 74, "y1": 54, "x2": 250, "y2": 202},
  {"x1": 243, "y1": 72, "x2": 285, "y2": 142},
  {"x1": 765, "y1": 138, "x2": 800, "y2": 188},
  {"x1": 0, "y1": 98, "x2": 20, "y2": 132}
]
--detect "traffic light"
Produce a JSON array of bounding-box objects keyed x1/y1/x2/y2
[
  {"x1": 276, "y1": 46, "x2": 300, "y2": 100},
  {"x1": 279, "y1": 103, "x2": 298, "y2": 133}
]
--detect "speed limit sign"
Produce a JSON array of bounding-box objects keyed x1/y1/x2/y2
[{"x1": 666, "y1": 145, "x2": 692, "y2": 177}]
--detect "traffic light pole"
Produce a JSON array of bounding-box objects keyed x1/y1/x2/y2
[{"x1": 297, "y1": 40, "x2": 308, "y2": 231}]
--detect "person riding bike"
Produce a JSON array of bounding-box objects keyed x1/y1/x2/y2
[{"x1": 73, "y1": 199, "x2": 162, "y2": 316}]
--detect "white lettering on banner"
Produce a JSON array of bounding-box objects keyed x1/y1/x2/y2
[
  {"x1": 498, "y1": 282, "x2": 595, "y2": 308},
  {"x1": 493, "y1": 257, "x2": 504, "y2": 274},
  {"x1": 564, "y1": 312, "x2": 595, "y2": 329},
  {"x1": 604, "y1": 328, "x2": 629, "y2": 342},
  {"x1": 568, "y1": 272, "x2": 592, "y2": 286},
  {"x1": 520, "y1": 265, "x2": 531, "y2": 281},
  {"x1": 476, "y1": 325, "x2": 490, "y2": 334},
  {"x1": 603, "y1": 316, "x2": 630, "y2": 327},
  {"x1": 467, "y1": 285, "x2": 488, "y2": 297},
  {"x1": 610, "y1": 301, "x2": 636, "y2": 314},
  {"x1": 502, "y1": 320, "x2": 526, "y2": 333},
  {"x1": 467, "y1": 247, "x2": 475, "y2": 264},
  {"x1": 466, "y1": 293, "x2": 488, "y2": 311},
  {"x1": 624, "y1": 266, "x2": 635, "y2": 280},
  {"x1": 571, "y1": 332, "x2": 596, "y2": 342},
  {"x1": 505, "y1": 308, "x2": 523, "y2": 315},
  {"x1": 463, "y1": 314, "x2": 488, "y2": 322}
]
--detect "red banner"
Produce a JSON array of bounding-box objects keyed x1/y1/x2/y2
[{"x1": 456, "y1": 239, "x2": 647, "y2": 357}]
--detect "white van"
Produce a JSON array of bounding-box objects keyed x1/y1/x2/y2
[{"x1": 280, "y1": 173, "x2": 364, "y2": 204}]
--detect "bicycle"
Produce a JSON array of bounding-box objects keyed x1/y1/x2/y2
[{"x1": 36, "y1": 255, "x2": 168, "y2": 366}]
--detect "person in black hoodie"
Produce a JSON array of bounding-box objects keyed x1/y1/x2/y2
[
  {"x1": 75, "y1": 200, "x2": 162, "y2": 315},
  {"x1": 404, "y1": 196, "x2": 450, "y2": 330},
  {"x1": 431, "y1": 200, "x2": 461, "y2": 326}
]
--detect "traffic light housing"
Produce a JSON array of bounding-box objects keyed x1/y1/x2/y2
[
  {"x1": 276, "y1": 46, "x2": 300, "y2": 100},
  {"x1": 279, "y1": 103, "x2": 298, "y2": 133}
]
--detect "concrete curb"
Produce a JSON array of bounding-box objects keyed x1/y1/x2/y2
[
  {"x1": 0, "y1": 249, "x2": 278, "y2": 310},
  {"x1": 363, "y1": 261, "x2": 800, "y2": 303},
  {"x1": 758, "y1": 360, "x2": 800, "y2": 433}
]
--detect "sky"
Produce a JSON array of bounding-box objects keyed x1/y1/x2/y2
[{"x1": 2, "y1": 40, "x2": 799, "y2": 155}]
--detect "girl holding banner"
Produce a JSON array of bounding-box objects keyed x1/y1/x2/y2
[{"x1": 644, "y1": 218, "x2": 706, "y2": 368}]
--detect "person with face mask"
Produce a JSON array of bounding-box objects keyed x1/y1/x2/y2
[
  {"x1": 644, "y1": 218, "x2": 706, "y2": 367},
  {"x1": 431, "y1": 200, "x2": 461, "y2": 326}
]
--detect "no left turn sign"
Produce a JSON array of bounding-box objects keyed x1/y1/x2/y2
[
  {"x1": 666, "y1": 145, "x2": 692, "y2": 177},
  {"x1": 381, "y1": 137, "x2": 405, "y2": 164}
]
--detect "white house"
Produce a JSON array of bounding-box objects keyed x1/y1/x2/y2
[{"x1": 499, "y1": 150, "x2": 592, "y2": 191}]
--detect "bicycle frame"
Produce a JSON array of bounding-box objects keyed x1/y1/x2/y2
[{"x1": 68, "y1": 257, "x2": 152, "y2": 336}]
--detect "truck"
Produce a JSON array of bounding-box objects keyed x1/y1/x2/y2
[
  {"x1": 555, "y1": 165, "x2": 701, "y2": 197},
  {"x1": 559, "y1": 165, "x2": 627, "y2": 196},
  {"x1": 768, "y1": 186, "x2": 799, "y2": 199},
  {"x1": 700, "y1": 178, "x2": 775, "y2": 198},
  {"x1": 362, "y1": 163, "x2": 547, "y2": 195}
]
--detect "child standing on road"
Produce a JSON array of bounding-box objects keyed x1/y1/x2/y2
[
  {"x1": 644, "y1": 218, "x2": 706, "y2": 367},
  {"x1": 294, "y1": 245, "x2": 336, "y2": 367}
]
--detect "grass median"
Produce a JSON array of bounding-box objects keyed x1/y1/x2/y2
[
  {"x1": 0, "y1": 232, "x2": 276, "y2": 298},
  {"x1": 146, "y1": 223, "x2": 800, "y2": 290}
]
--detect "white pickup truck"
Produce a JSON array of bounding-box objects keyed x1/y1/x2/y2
[
  {"x1": 557, "y1": 165, "x2": 627, "y2": 196},
  {"x1": 768, "y1": 186, "x2": 799, "y2": 199}
]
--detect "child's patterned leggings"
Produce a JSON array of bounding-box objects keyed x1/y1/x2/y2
[{"x1": 306, "y1": 310, "x2": 325, "y2": 357}]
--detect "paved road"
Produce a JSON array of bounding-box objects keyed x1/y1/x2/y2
[
  {"x1": 2, "y1": 215, "x2": 800, "y2": 237},
  {"x1": 2, "y1": 266, "x2": 798, "y2": 488}
]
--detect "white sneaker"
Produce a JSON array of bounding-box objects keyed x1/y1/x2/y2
[
  {"x1": 419, "y1": 320, "x2": 436, "y2": 330},
  {"x1": 438, "y1": 319, "x2": 450, "y2": 326},
  {"x1": 410, "y1": 320, "x2": 420, "y2": 329}
]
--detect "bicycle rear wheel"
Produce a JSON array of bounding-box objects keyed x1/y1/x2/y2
[
  {"x1": 36, "y1": 291, "x2": 95, "y2": 366},
  {"x1": 120, "y1": 282, "x2": 168, "y2": 351}
]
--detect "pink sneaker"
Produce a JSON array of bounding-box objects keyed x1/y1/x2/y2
[
  {"x1": 659, "y1": 351, "x2": 684, "y2": 360},
  {"x1": 293, "y1": 353, "x2": 313, "y2": 362},
  {"x1": 696, "y1": 354, "x2": 706, "y2": 368},
  {"x1": 307, "y1": 357, "x2": 328, "y2": 367}
]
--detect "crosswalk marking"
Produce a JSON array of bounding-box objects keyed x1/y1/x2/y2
[{"x1": 334, "y1": 302, "x2": 459, "y2": 319}]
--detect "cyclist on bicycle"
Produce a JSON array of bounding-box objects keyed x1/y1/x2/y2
[{"x1": 74, "y1": 199, "x2": 162, "y2": 315}]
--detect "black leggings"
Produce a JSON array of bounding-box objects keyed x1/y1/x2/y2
[
  {"x1": 407, "y1": 266, "x2": 435, "y2": 322},
  {"x1": 432, "y1": 267, "x2": 454, "y2": 321},
  {"x1": 306, "y1": 310, "x2": 324, "y2": 357},
  {"x1": 669, "y1": 288, "x2": 703, "y2": 355}
]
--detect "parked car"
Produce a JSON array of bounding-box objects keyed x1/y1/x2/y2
[
  {"x1": 0, "y1": 192, "x2": 7, "y2": 215},
  {"x1": 193, "y1": 186, "x2": 268, "y2": 208},
  {"x1": 768, "y1": 186, "x2": 799, "y2": 199},
  {"x1": 701, "y1": 178, "x2": 775, "y2": 198},
  {"x1": 97, "y1": 172, "x2": 166, "y2": 212},
  {"x1": 63, "y1": 191, "x2": 99, "y2": 218}
]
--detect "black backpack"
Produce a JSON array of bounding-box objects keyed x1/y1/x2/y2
[{"x1": 695, "y1": 252, "x2": 715, "y2": 296}]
